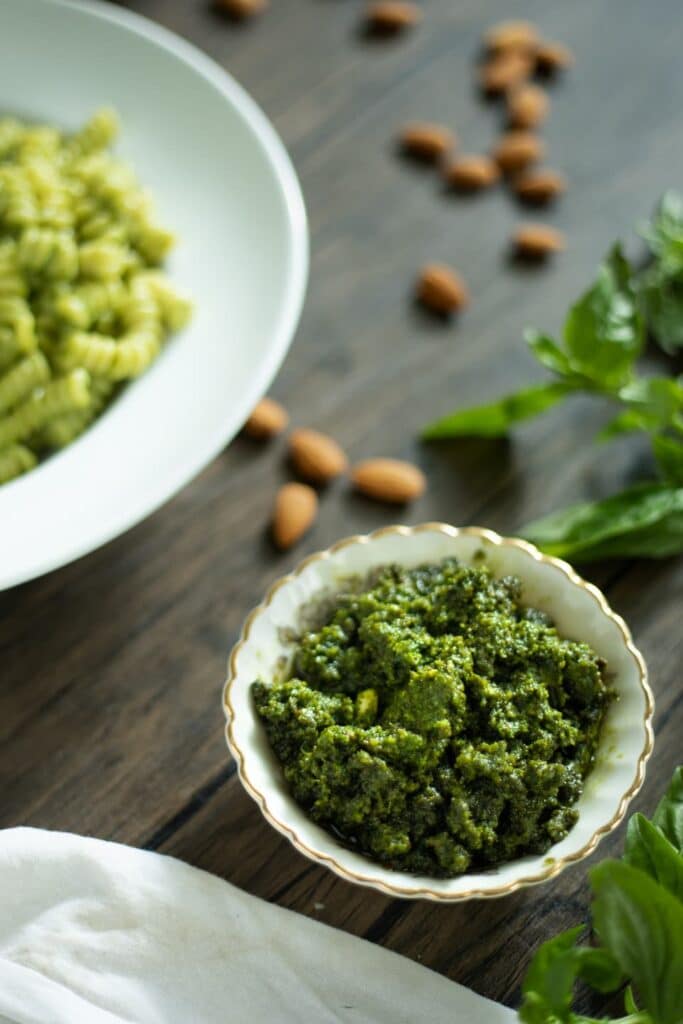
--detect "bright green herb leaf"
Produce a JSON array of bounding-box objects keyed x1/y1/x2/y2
[
  {"x1": 519, "y1": 925, "x2": 584, "y2": 1023},
  {"x1": 590, "y1": 860, "x2": 683, "y2": 1024},
  {"x1": 640, "y1": 275, "x2": 683, "y2": 354},
  {"x1": 525, "y1": 329, "x2": 574, "y2": 377},
  {"x1": 563, "y1": 245, "x2": 644, "y2": 389},
  {"x1": 624, "y1": 813, "x2": 683, "y2": 902},
  {"x1": 522, "y1": 483, "x2": 683, "y2": 561},
  {"x1": 421, "y1": 381, "x2": 573, "y2": 439},
  {"x1": 641, "y1": 191, "x2": 683, "y2": 275},
  {"x1": 653, "y1": 434, "x2": 683, "y2": 485},
  {"x1": 653, "y1": 766, "x2": 683, "y2": 853}
]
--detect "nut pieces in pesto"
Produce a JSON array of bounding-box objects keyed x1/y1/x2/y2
[{"x1": 252, "y1": 559, "x2": 614, "y2": 879}]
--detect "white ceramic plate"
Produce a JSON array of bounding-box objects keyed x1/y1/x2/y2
[
  {"x1": 0, "y1": 0, "x2": 308, "y2": 590},
  {"x1": 224, "y1": 524, "x2": 654, "y2": 901}
]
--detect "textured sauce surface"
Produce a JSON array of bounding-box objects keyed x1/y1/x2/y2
[{"x1": 253, "y1": 559, "x2": 613, "y2": 877}]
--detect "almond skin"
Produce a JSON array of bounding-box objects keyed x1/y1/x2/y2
[
  {"x1": 444, "y1": 154, "x2": 499, "y2": 192},
  {"x1": 272, "y1": 483, "x2": 318, "y2": 550},
  {"x1": 289, "y1": 428, "x2": 348, "y2": 485},
  {"x1": 514, "y1": 169, "x2": 567, "y2": 205},
  {"x1": 215, "y1": 0, "x2": 268, "y2": 19},
  {"x1": 493, "y1": 131, "x2": 545, "y2": 174},
  {"x1": 513, "y1": 223, "x2": 566, "y2": 259},
  {"x1": 400, "y1": 122, "x2": 455, "y2": 162},
  {"x1": 479, "y1": 52, "x2": 532, "y2": 95},
  {"x1": 535, "y1": 41, "x2": 575, "y2": 74},
  {"x1": 352, "y1": 458, "x2": 426, "y2": 504},
  {"x1": 416, "y1": 263, "x2": 469, "y2": 315},
  {"x1": 484, "y1": 20, "x2": 539, "y2": 55},
  {"x1": 507, "y1": 84, "x2": 549, "y2": 129},
  {"x1": 243, "y1": 397, "x2": 288, "y2": 439},
  {"x1": 366, "y1": 1, "x2": 422, "y2": 33}
]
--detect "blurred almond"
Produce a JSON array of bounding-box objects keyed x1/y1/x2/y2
[
  {"x1": 366, "y1": 1, "x2": 422, "y2": 33},
  {"x1": 513, "y1": 223, "x2": 566, "y2": 258},
  {"x1": 352, "y1": 458, "x2": 426, "y2": 503},
  {"x1": 400, "y1": 122, "x2": 455, "y2": 161},
  {"x1": 289, "y1": 428, "x2": 348, "y2": 485},
  {"x1": 535, "y1": 41, "x2": 575, "y2": 74},
  {"x1": 484, "y1": 19, "x2": 539, "y2": 55},
  {"x1": 444, "y1": 154, "x2": 499, "y2": 191},
  {"x1": 215, "y1": 0, "x2": 268, "y2": 19},
  {"x1": 272, "y1": 483, "x2": 318, "y2": 550},
  {"x1": 514, "y1": 169, "x2": 567, "y2": 205},
  {"x1": 243, "y1": 397, "x2": 288, "y2": 439},
  {"x1": 479, "y1": 52, "x2": 532, "y2": 95},
  {"x1": 493, "y1": 131, "x2": 544, "y2": 173},
  {"x1": 507, "y1": 84, "x2": 549, "y2": 129},
  {"x1": 416, "y1": 263, "x2": 469, "y2": 315}
]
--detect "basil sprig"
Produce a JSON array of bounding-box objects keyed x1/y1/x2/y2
[
  {"x1": 519, "y1": 767, "x2": 683, "y2": 1024},
  {"x1": 422, "y1": 198, "x2": 683, "y2": 561}
]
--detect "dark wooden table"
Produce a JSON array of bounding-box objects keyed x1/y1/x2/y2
[{"x1": 2, "y1": 0, "x2": 682, "y2": 1014}]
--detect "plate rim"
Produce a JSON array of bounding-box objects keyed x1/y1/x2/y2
[{"x1": 0, "y1": 0, "x2": 309, "y2": 590}]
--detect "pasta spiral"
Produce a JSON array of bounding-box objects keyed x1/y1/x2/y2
[{"x1": 0, "y1": 109, "x2": 192, "y2": 486}]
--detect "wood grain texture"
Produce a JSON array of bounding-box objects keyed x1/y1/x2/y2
[{"x1": 1, "y1": 0, "x2": 682, "y2": 1014}]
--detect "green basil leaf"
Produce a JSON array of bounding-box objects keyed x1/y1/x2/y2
[
  {"x1": 590, "y1": 860, "x2": 683, "y2": 1024},
  {"x1": 653, "y1": 435, "x2": 683, "y2": 485},
  {"x1": 624, "y1": 813, "x2": 683, "y2": 902},
  {"x1": 640, "y1": 274, "x2": 683, "y2": 354},
  {"x1": 623, "y1": 986, "x2": 639, "y2": 1014},
  {"x1": 574, "y1": 946, "x2": 624, "y2": 994},
  {"x1": 597, "y1": 409, "x2": 657, "y2": 441},
  {"x1": 525, "y1": 329, "x2": 574, "y2": 376},
  {"x1": 620, "y1": 376, "x2": 683, "y2": 426},
  {"x1": 519, "y1": 925, "x2": 584, "y2": 1023},
  {"x1": 421, "y1": 381, "x2": 572, "y2": 439},
  {"x1": 641, "y1": 191, "x2": 683, "y2": 275},
  {"x1": 522, "y1": 483, "x2": 683, "y2": 560},
  {"x1": 563, "y1": 245, "x2": 644, "y2": 389},
  {"x1": 653, "y1": 766, "x2": 683, "y2": 853}
]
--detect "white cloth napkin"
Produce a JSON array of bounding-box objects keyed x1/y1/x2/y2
[{"x1": 0, "y1": 828, "x2": 515, "y2": 1024}]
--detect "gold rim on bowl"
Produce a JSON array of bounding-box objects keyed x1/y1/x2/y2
[{"x1": 222, "y1": 523, "x2": 655, "y2": 901}]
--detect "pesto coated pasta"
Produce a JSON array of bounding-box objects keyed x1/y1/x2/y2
[{"x1": 0, "y1": 109, "x2": 192, "y2": 485}]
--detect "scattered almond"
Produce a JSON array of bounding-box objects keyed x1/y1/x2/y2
[
  {"x1": 352, "y1": 458, "x2": 426, "y2": 504},
  {"x1": 507, "y1": 84, "x2": 549, "y2": 130},
  {"x1": 479, "y1": 52, "x2": 532, "y2": 95},
  {"x1": 272, "y1": 483, "x2": 318, "y2": 550},
  {"x1": 416, "y1": 263, "x2": 469, "y2": 315},
  {"x1": 513, "y1": 223, "x2": 566, "y2": 259},
  {"x1": 243, "y1": 397, "x2": 288, "y2": 439},
  {"x1": 366, "y1": 1, "x2": 422, "y2": 33},
  {"x1": 400, "y1": 122, "x2": 455, "y2": 162},
  {"x1": 444, "y1": 154, "x2": 499, "y2": 192},
  {"x1": 535, "y1": 40, "x2": 575, "y2": 75},
  {"x1": 289, "y1": 428, "x2": 348, "y2": 485},
  {"x1": 215, "y1": 0, "x2": 267, "y2": 19},
  {"x1": 493, "y1": 131, "x2": 545, "y2": 174},
  {"x1": 514, "y1": 169, "x2": 567, "y2": 205},
  {"x1": 484, "y1": 20, "x2": 539, "y2": 55}
]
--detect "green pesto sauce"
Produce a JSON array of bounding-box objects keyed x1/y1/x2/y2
[{"x1": 252, "y1": 559, "x2": 614, "y2": 878}]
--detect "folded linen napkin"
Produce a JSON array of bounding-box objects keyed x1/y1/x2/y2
[{"x1": 0, "y1": 828, "x2": 515, "y2": 1024}]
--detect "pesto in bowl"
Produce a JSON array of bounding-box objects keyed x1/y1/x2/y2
[{"x1": 252, "y1": 558, "x2": 614, "y2": 879}]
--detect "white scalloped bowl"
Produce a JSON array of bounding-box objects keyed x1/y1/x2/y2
[{"x1": 223, "y1": 524, "x2": 654, "y2": 901}]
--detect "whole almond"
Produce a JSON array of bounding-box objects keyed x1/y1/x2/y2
[
  {"x1": 513, "y1": 223, "x2": 566, "y2": 259},
  {"x1": 479, "y1": 52, "x2": 532, "y2": 95},
  {"x1": 493, "y1": 131, "x2": 544, "y2": 174},
  {"x1": 352, "y1": 458, "x2": 426, "y2": 504},
  {"x1": 535, "y1": 40, "x2": 575, "y2": 74},
  {"x1": 215, "y1": 0, "x2": 267, "y2": 19},
  {"x1": 507, "y1": 84, "x2": 549, "y2": 129},
  {"x1": 272, "y1": 483, "x2": 318, "y2": 550},
  {"x1": 366, "y1": 1, "x2": 421, "y2": 33},
  {"x1": 514, "y1": 169, "x2": 567, "y2": 205},
  {"x1": 416, "y1": 263, "x2": 469, "y2": 315},
  {"x1": 400, "y1": 122, "x2": 455, "y2": 162},
  {"x1": 289, "y1": 428, "x2": 348, "y2": 485},
  {"x1": 484, "y1": 20, "x2": 539, "y2": 55},
  {"x1": 444, "y1": 154, "x2": 499, "y2": 192},
  {"x1": 243, "y1": 397, "x2": 288, "y2": 439}
]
